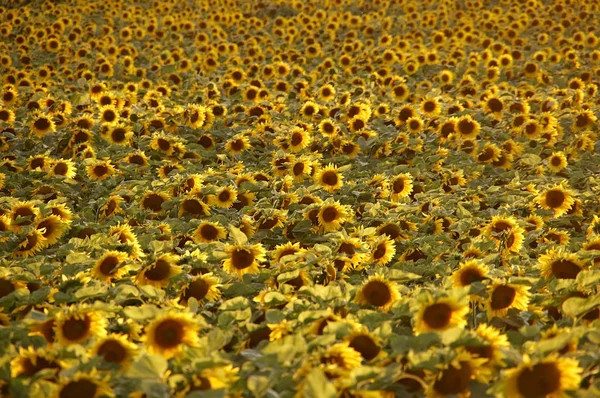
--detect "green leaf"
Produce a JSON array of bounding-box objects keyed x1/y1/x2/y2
[
  {"x1": 303, "y1": 368, "x2": 336, "y2": 398},
  {"x1": 125, "y1": 354, "x2": 168, "y2": 379},
  {"x1": 265, "y1": 309, "x2": 285, "y2": 324},
  {"x1": 262, "y1": 334, "x2": 306, "y2": 363},
  {"x1": 123, "y1": 305, "x2": 158, "y2": 321},
  {"x1": 219, "y1": 296, "x2": 250, "y2": 311},
  {"x1": 229, "y1": 225, "x2": 248, "y2": 245},
  {"x1": 562, "y1": 295, "x2": 600, "y2": 317},
  {"x1": 534, "y1": 333, "x2": 572, "y2": 355},
  {"x1": 576, "y1": 269, "x2": 600, "y2": 289},
  {"x1": 248, "y1": 376, "x2": 270, "y2": 397}
]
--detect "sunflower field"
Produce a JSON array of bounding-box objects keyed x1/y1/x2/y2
[{"x1": 1, "y1": 0, "x2": 600, "y2": 396}]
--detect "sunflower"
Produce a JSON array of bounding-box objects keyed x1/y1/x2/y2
[
  {"x1": 192, "y1": 221, "x2": 227, "y2": 243},
  {"x1": 225, "y1": 135, "x2": 250, "y2": 155},
  {"x1": 179, "y1": 272, "x2": 222, "y2": 305},
  {"x1": 465, "y1": 324, "x2": 509, "y2": 367},
  {"x1": 389, "y1": 173, "x2": 413, "y2": 202},
  {"x1": 158, "y1": 163, "x2": 184, "y2": 180},
  {"x1": 547, "y1": 151, "x2": 568, "y2": 172},
  {"x1": 140, "y1": 191, "x2": 170, "y2": 213},
  {"x1": 92, "y1": 334, "x2": 137, "y2": 367},
  {"x1": 425, "y1": 349, "x2": 490, "y2": 398},
  {"x1": 318, "y1": 84, "x2": 336, "y2": 102},
  {"x1": 48, "y1": 158, "x2": 77, "y2": 179},
  {"x1": 108, "y1": 223, "x2": 142, "y2": 259},
  {"x1": 320, "y1": 342, "x2": 363, "y2": 373},
  {"x1": 210, "y1": 186, "x2": 237, "y2": 209},
  {"x1": 318, "y1": 118, "x2": 339, "y2": 136},
  {"x1": 222, "y1": 242, "x2": 267, "y2": 278},
  {"x1": 317, "y1": 199, "x2": 351, "y2": 233},
  {"x1": 27, "y1": 154, "x2": 52, "y2": 171},
  {"x1": 420, "y1": 97, "x2": 441, "y2": 117},
  {"x1": 502, "y1": 354, "x2": 582, "y2": 398},
  {"x1": 31, "y1": 112, "x2": 57, "y2": 137},
  {"x1": 455, "y1": 115, "x2": 480, "y2": 139},
  {"x1": 98, "y1": 104, "x2": 119, "y2": 126},
  {"x1": 99, "y1": 195, "x2": 125, "y2": 220},
  {"x1": 413, "y1": 295, "x2": 469, "y2": 335},
  {"x1": 355, "y1": 274, "x2": 400, "y2": 312},
  {"x1": 9, "y1": 200, "x2": 40, "y2": 230},
  {"x1": 345, "y1": 329, "x2": 383, "y2": 362},
  {"x1": 288, "y1": 126, "x2": 311, "y2": 152},
  {"x1": 13, "y1": 229, "x2": 47, "y2": 258},
  {"x1": 185, "y1": 104, "x2": 207, "y2": 129},
  {"x1": 104, "y1": 123, "x2": 133, "y2": 146},
  {"x1": 534, "y1": 182, "x2": 576, "y2": 217},
  {"x1": 538, "y1": 249, "x2": 585, "y2": 280},
  {"x1": 486, "y1": 281, "x2": 531, "y2": 318},
  {"x1": 149, "y1": 133, "x2": 175, "y2": 155},
  {"x1": 123, "y1": 151, "x2": 150, "y2": 167},
  {"x1": 135, "y1": 253, "x2": 182, "y2": 288},
  {"x1": 299, "y1": 100, "x2": 320, "y2": 118},
  {"x1": 450, "y1": 259, "x2": 489, "y2": 288},
  {"x1": 271, "y1": 241, "x2": 306, "y2": 265},
  {"x1": 86, "y1": 159, "x2": 116, "y2": 181},
  {"x1": 179, "y1": 195, "x2": 211, "y2": 218},
  {"x1": 35, "y1": 215, "x2": 67, "y2": 247},
  {"x1": 93, "y1": 250, "x2": 129, "y2": 282},
  {"x1": 54, "y1": 308, "x2": 107, "y2": 346},
  {"x1": 290, "y1": 157, "x2": 313, "y2": 182},
  {"x1": 314, "y1": 163, "x2": 344, "y2": 192},
  {"x1": 182, "y1": 365, "x2": 239, "y2": 394},
  {"x1": 503, "y1": 227, "x2": 525, "y2": 254},
  {"x1": 369, "y1": 235, "x2": 396, "y2": 266},
  {"x1": 143, "y1": 311, "x2": 201, "y2": 359},
  {"x1": 51, "y1": 370, "x2": 113, "y2": 398},
  {"x1": 10, "y1": 346, "x2": 64, "y2": 378}
]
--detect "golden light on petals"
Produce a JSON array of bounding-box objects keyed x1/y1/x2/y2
[{"x1": 143, "y1": 312, "x2": 201, "y2": 359}]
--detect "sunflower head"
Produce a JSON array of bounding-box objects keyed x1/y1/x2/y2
[
  {"x1": 143, "y1": 311, "x2": 201, "y2": 359},
  {"x1": 354, "y1": 274, "x2": 400, "y2": 312},
  {"x1": 54, "y1": 308, "x2": 107, "y2": 346},
  {"x1": 93, "y1": 334, "x2": 137, "y2": 367},
  {"x1": 222, "y1": 242, "x2": 267, "y2": 279},
  {"x1": 413, "y1": 294, "x2": 469, "y2": 335},
  {"x1": 486, "y1": 281, "x2": 531, "y2": 318}
]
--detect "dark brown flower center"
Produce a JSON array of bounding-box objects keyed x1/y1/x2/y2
[
  {"x1": 231, "y1": 249, "x2": 255, "y2": 269},
  {"x1": 97, "y1": 339, "x2": 128, "y2": 363},
  {"x1": 362, "y1": 280, "x2": 392, "y2": 307},
  {"x1": 200, "y1": 224, "x2": 218, "y2": 240},
  {"x1": 551, "y1": 259, "x2": 581, "y2": 279},
  {"x1": 465, "y1": 344, "x2": 494, "y2": 360},
  {"x1": 393, "y1": 179, "x2": 405, "y2": 194},
  {"x1": 93, "y1": 165, "x2": 109, "y2": 177},
  {"x1": 516, "y1": 362, "x2": 561, "y2": 398},
  {"x1": 153, "y1": 319, "x2": 184, "y2": 348},
  {"x1": 321, "y1": 171, "x2": 339, "y2": 186},
  {"x1": 0, "y1": 279, "x2": 15, "y2": 298},
  {"x1": 34, "y1": 118, "x2": 51, "y2": 131},
  {"x1": 142, "y1": 193, "x2": 165, "y2": 212},
  {"x1": 182, "y1": 199, "x2": 205, "y2": 215},
  {"x1": 99, "y1": 255, "x2": 120, "y2": 276},
  {"x1": 111, "y1": 128, "x2": 126, "y2": 142},
  {"x1": 348, "y1": 335, "x2": 380, "y2": 361},
  {"x1": 490, "y1": 285, "x2": 516, "y2": 310},
  {"x1": 373, "y1": 243, "x2": 387, "y2": 260},
  {"x1": 19, "y1": 356, "x2": 61, "y2": 377},
  {"x1": 61, "y1": 316, "x2": 91, "y2": 341},
  {"x1": 183, "y1": 278, "x2": 209, "y2": 301},
  {"x1": 321, "y1": 206, "x2": 338, "y2": 223},
  {"x1": 59, "y1": 379, "x2": 97, "y2": 398},
  {"x1": 144, "y1": 259, "x2": 171, "y2": 281},
  {"x1": 545, "y1": 190, "x2": 565, "y2": 208},
  {"x1": 459, "y1": 267, "x2": 484, "y2": 286},
  {"x1": 13, "y1": 207, "x2": 36, "y2": 226},
  {"x1": 457, "y1": 119, "x2": 475, "y2": 135},
  {"x1": 433, "y1": 361, "x2": 472, "y2": 395},
  {"x1": 423, "y1": 303, "x2": 452, "y2": 329}
]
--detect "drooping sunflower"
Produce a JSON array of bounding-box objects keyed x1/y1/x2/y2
[
  {"x1": 317, "y1": 199, "x2": 351, "y2": 233},
  {"x1": 92, "y1": 334, "x2": 137, "y2": 367},
  {"x1": 450, "y1": 259, "x2": 489, "y2": 288},
  {"x1": 135, "y1": 253, "x2": 182, "y2": 288},
  {"x1": 48, "y1": 158, "x2": 77, "y2": 179},
  {"x1": 354, "y1": 274, "x2": 400, "y2": 312},
  {"x1": 503, "y1": 227, "x2": 525, "y2": 254},
  {"x1": 222, "y1": 242, "x2": 267, "y2": 278},
  {"x1": 192, "y1": 221, "x2": 227, "y2": 243},
  {"x1": 50, "y1": 369, "x2": 113, "y2": 398},
  {"x1": 123, "y1": 151, "x2": 150, "y2": 167},
  {"x1": 54, "y1": 308, "x2": 107, "y2": 346},
  {"x1": 157, "y1": 163, "x2": 184, "y2": 179},
  {"x1": 389, "y1": 173, "x2": 413, "y2": 202},
  {"x1": 140, "y1": 191, "x2": 170, "y2": 213},
  {"x1": 369, "y1": 235, "x2": 396, "y2": 266},
  {"x1": 534, "y1": 182, "x2": 576, "y2": 217},
  {"x1": 413, "y1": 295, "x2": 469, "y2": 335},
  {"x1": 10, "y1": 346, "x2": 64, "y2": 379},
  {"x1": 86, "y1": 159, "x2": 116, "y2": 181},
  {"x1": 99, "y1": 195, "x2": 126, "y2": 220},
  {"x1": 93, "y1": 250, "x2": 129, "y2": 282},
  {"x1": 179, "y1": 273, "x2": 222, "y2": 305},
  {"x1": 502, "y1": 354, "x2": 582, "y2": 398},
  {"x1": 537, "y1": 249, "x2": 585, "y2": 280},
  {"x1": 486, "y1": 281, "x2": 531, "y2": 318},
  {"x1": 314, "y1": 163, "x2": 344, "y2": 192},
  {"x1": 143, "y1": 311, "x2": 201, "y2": 359},
  {"x1": 109, "y1": 223, "x2": 142, "y2": 260},
  {"x1": 35, "y1": 215, "x2": 67, "y2": 247}
]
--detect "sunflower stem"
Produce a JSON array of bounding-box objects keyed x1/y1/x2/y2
[{"x1": 472, "y1": 300, "x2": 477, "y2": 329}]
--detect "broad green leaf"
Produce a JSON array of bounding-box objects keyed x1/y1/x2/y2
[
  {"x1": 303, "y1": 368, "x2": 336, "y2": 398},
  {"x1": 125, "y1": 355, "x2": 168, "y2": 379}
]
